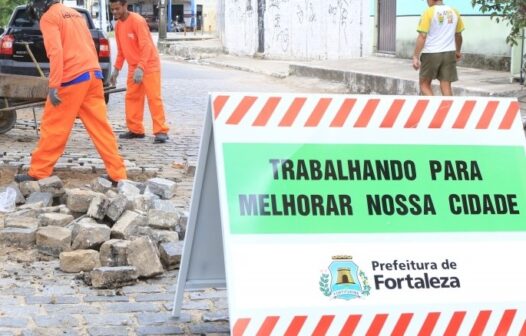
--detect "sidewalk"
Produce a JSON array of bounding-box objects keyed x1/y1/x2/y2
[{"x1": 158, "y1": 36, "x2": 526, "y2": 125}]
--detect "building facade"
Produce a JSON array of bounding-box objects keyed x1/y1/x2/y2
[
  {"x1": 216, "y1": 0, "x2": 523, "y2": 76},
  {"x1": 166, "y1": 0, "x2": 217, "y2": 31},
  {"x1": 82, "y1": 0, "x2": 217, "y2": 32},
  {"x1": 371, "y1": 0, "x2": 522, "y2": 74},
  {"x1": 217, "y1": 0, "x2": 371, "y2": 60}
]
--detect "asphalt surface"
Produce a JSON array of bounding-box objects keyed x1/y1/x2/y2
[{"x1": 0, "y1": 41, "x2": 346, "y2": 336}]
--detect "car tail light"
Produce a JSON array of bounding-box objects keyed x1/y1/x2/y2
[
  {"x1": 99, "y1": 37, "x2": 110, "y2": 58},
  {"x1": 0, "y1": 35, "x2": 14, "y2": 56}
]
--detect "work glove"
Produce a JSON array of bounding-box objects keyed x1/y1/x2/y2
[
  {"x1": 48, "y1": 88, "x2": 62, "y2": 107},
  {"x1": 133, "y1": 67, "x2": 144, "y2": 84},
  {"x1": 109, "y1": 68, "x2": 119, "y2": 86}
]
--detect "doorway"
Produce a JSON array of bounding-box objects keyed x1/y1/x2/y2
[
  {"x1": 196, "y1": 4, "x2": 202, "y2": 30},
  {"x1": 377, "y1": 0, "x2": 396, "y2": 54},
  {"x1": 172, "y1": 4, "x2": 184, "y2": 22}
]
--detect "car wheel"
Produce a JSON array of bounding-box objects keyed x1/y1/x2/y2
[{"x1": 0, "y1": 99, "x2": 17, "y2": 134}]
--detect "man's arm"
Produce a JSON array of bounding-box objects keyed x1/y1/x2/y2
[
  {"x1": 454, "y1": 9, "x2": 465, "y2": 62},
  {"x1": 114, "y1": 24, "x2": 125, "y2": 71},
  {"x1": 412, "y1": 32, "x2": 426, "y2": 70},
  {"x1": 40, "y1": 15, "x2": 63, "y2": 89},
  {"x1": 455, "y1": 32, "x2": 463, "y2": 61},
  {"x1": 413, "y1": 7, "x2": 431, "y2": 71},
  {"x1": 135, "y1": 17, "x2": 155, "y2": 71}
]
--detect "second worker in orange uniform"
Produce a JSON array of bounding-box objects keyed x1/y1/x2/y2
[{"x1": 109, "y1": 0, "x2": 170, "y2": 144}]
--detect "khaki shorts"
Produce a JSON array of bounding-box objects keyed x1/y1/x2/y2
[{"x1": 420, "y1": 51, "x2": 458, "y2": 82}]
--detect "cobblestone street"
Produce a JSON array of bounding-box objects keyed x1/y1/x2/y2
[{"x1": 0, "y1": 58, "x2": 339, "y2": 335}]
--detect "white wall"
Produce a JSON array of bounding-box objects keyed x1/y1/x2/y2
[
  {"x1": 224, "y1": 0, "x2": 259, "y2": 56},
  {"x1": 217, "y1": 0, "x2": 225, "y2": 42},
  {"x1": 223, "y1": 0, "x2": 370, "y2": 60},
  {"x1": 395, "y1": 16, "x2": 511, "y2": 59},
  {"x1": 200, "y1": 0, "x2": 217, "y2": 32}
]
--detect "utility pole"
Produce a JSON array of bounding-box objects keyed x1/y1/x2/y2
[
  {"x1": 167, "y1": 0, "x2": 172, "y2": 32},
  {"x1": 158, "y1": 0, "x2": 167, "y2": 41},
  {"x1": 191, "y1": 0, "x2": 196, "y2": 30},
  {"x1": 100, "y1": 0, "x2": 108, "y2": 31},
  {"x1": 257, "y1": 0, "x2": 265, "y2": 54}
]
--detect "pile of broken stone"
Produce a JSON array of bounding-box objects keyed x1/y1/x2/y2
[{"x1": 0, "y1": 175, "x2": 185, "y2": 288}]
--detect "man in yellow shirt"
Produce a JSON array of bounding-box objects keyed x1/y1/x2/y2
[{"x1": 412, "y1": 0, "x2": 464, "y2": 96}]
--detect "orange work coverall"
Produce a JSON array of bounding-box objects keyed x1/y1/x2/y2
[
  {"x1": 28, "y1": 3, "x2": 126, "y2": 181},
  {"x1": 114, "y1": 12, "x2": 169, "y2": 135}
]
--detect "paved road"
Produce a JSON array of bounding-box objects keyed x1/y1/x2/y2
[
  {"x1": 3, "y1": 40, "x2": 524, "y2": 335},
  {"x1": 0, "y1": 54, "x2": 337, "y2": 335}
]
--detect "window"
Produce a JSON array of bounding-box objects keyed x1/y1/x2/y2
[
  {"x1": 12, "y1": 9, "x2": 39, "y2": 28},
  {"x1": 11, "y1": 7, "x2": 93, "y2": 29}
]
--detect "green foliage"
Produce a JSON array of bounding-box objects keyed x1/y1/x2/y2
[
  {"x1": 0, "y1": 0, "x2": 27, "y2": 27},
  {"x1": 319, "y1": 273, "x2": 331, "y2": 297},
  {"x1": 359, "y1": 271, "x2": 371, "y2": 296},
  {"x1": 472, "y1": 0, "x2": 526, "y2": 45}
]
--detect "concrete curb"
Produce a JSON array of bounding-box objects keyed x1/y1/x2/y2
[
  {"x1": 158, "y1": 39, "x2": 526, "y2": 99},
  {"x1": 160, "y1": 41, "x2": 289, "y2": 78},
  {"x1": 203, "y1": 59, "x2": 289, "y2": 79},
  {"x1": 163, "y1": 36, "x2": 215, "y2": 42},
  {"x1": 158, "y1": 41, "x2": 224, "y2": 60},
  {"x1": 290, "y1": 63, "x2": 526, "y2": 97}
]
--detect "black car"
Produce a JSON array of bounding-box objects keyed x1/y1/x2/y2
[{"x1": 0, "y1": 5, "x2": 112, "y2": 93}]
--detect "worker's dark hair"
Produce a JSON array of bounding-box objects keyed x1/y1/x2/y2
[
  {"x1": 109, "y1": 0, "x2": 127, "y2": 4},
  {"x1": 26, "y1": 0, "x2": 59, "y2": 20}
]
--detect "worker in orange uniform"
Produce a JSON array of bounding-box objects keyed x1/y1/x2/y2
[
  {"x1": 109, "y1": 0, "x2": 170, "y2": 143},
  {"x1": 15, "y1": 0, "x2": 127, "y2": 184}
]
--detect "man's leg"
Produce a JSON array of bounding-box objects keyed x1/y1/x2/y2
[
  {"x1": 437, "y1": 52, "x2": 458, "y2": 96},
  {"x1": 143, "y1": 71, "x2": 169, "y2": 135},
  {"x1": 419, "y1": 78, "x2": 434, "y2": 96},
  {"x1": 419, "y1": 53, "x2": 437, "y2": 96},
  {"x1": 124, "y1": 75, "x2": 146, "y2": 134},
  {"x1": 439, "y1": 80, "x2": 453, "y2": 96},
  {"x1": 79, "y1": 76, "x2": 127, "y2": 181},
  {"x1": 28, "y1": 86, "x2": 83, "y2": 179}
]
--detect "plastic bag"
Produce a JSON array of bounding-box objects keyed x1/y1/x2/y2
[{"x1": 0, "y1": 187, "x2": 17, "y2": 213}]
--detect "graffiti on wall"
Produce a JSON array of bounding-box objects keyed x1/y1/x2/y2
[
  {"x1": 272, "y1": 12, "x2": 289, "y2": 52},
  {"x1": 268, "y1": 0, "x2": 289, "y2": 10},
  {"x1": 228, "y1": 0, "x2": 254, "y2": 21},
  {"x1": 224, "y1": 0, "x2": 257, "y2": 55},
  {"x1": 224, "y1": 0, "x2": 367, "y2": 59},
  {"x1": 328, "y1": 0, "x2": 353, "y2": 45},
  {"x1": 296, "y1": 0, "x2": 316, "y2": 24},
  {"x1": 265, "y1": 0, "x2": 358, "y2": 55},
  {"x1": 267, "y1": 0, "x2": 291, "y2": 52}
]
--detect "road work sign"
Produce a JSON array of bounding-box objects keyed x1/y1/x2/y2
[{"x1": 173, "y1": 93, "x2": 526, "y2": 335}]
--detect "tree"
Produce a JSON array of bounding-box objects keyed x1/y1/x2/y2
[
  {"x1": 0, "y1": 0, "x2": 26, "y2": 27},
  {"x1": 472, "y1": 0, "x2": 526, "y2": 45}
]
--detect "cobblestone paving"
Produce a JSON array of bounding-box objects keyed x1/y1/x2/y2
[
  {"x1": 1, "y1": 55, "x2": 525, "y2": 335},
  {"x1": 0, "y1": 59, "x2": 337, "y2": 335},
  {"x1": 0, "y1": 250, "x2": 228, "y2": 335}
]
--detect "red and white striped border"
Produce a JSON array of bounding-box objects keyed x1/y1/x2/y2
[
  {"x1": 233, "y1": 309, "x2": 526, "y2": 335},
  {"x1": 212, "y1": 95, "x2": 520, "y2": 130}
]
